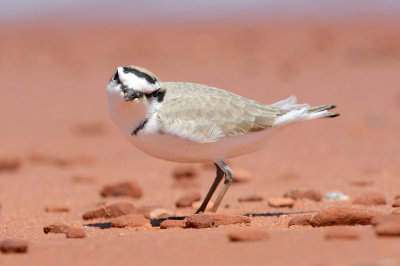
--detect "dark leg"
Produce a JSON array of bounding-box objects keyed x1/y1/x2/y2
[
  {"x1": 195, "y1": 163, "x2": 224, "y2": 214},
  {"x1": 209, "y1": 161, "x2": 234, "y2": 212}
]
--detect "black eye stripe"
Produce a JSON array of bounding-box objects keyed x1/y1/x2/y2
[
  {"x1": 123, "y1": 67, "x2": 157, "y2": 85},
  {"x1": 145, "y1": 89, "x2": 166, "y2": 102}
]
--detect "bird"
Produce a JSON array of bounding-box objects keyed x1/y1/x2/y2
[{"x1": 106, "y1": 65, "x2": 339, "y2": 213}]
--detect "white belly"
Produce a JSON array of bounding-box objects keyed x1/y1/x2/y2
[{"x1": 126, "y1": 128, "x2": 275, "y2": 163}]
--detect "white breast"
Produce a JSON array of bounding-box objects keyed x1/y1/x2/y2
[{"x1": 126, "y1": 126, "x2": 275, "y2": 163}]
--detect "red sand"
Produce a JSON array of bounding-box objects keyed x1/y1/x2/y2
[{"x1": 0, "y1": 19, "x2": 400, "y2": 265}]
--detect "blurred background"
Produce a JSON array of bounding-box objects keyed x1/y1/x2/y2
[
  {"x1": 1, "y1": 0, "x2": 400, "y2": 201},
  {"x1": 0, "y1": 0, "x2": 398, "y2": 166},
  {"x1": 0, "y1": 1, "x2": 400, "y2": 264}
]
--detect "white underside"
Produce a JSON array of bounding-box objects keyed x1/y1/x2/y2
[{"x1": 128, "y1": 127, "x2": 278, "y2": 163}]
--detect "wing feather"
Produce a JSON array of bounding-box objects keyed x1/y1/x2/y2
[{"x1": 157, "y1": 82, "x2": 283, "y2": 143}]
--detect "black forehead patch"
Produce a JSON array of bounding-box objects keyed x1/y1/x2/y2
[{"x1": 123, "y1": 67, "x2": 157, "y2": 85}]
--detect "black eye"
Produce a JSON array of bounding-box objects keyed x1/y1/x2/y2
[{"x1": 152, "y1": 90, "x2": 159, "y2": 98}]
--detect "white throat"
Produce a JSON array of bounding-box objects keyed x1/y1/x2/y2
[
  {"x1": 106, "y1": 81, "x2": 163, "y2": 138},
  {"x1": 106, "y1": 85, "x2": 147, "y2": 136}
]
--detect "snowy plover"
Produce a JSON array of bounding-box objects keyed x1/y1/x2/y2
[{"x1": 106, "y1": 66, "x2": 339, "y2": 213}]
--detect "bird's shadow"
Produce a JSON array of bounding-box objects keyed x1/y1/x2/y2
[{"x1": 84, "y1": 211, "x2": 316, "y2": 229}]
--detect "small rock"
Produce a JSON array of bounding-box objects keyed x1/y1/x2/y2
[
  {"x1": 228, "y1": 229, "x2": 269, "y2": 242},
  {"x1": 111, "y1": 214, "x2": 150, "y2": 228},
  {"x1": 325, "y1": 191, "x2": 349, "y2": 201},
  {"x1": 238, "y1": 194, "x2": 264, "y2": 202},
  {"x1": 375, "y1": 223, "x2": 400, "y2": 237},
  {"x1": 82, "y1": 202, "x2": 136, "y2": 220},
  {"x1": 288, "y1": 214, "x2": 313, "y2": 226},
  {"x1": 371, "y1": 215, "x2": 400, "y2": 226},
  {"x1": 160, "y1": 219, "x2": 186, "y2": 229},
  {"x1": 172, "y1": 166, "x2": 198, "y2": 179},
  {"x1": 0, "y1": 156, "x2": 20, "y2": 171},
  {"x1": 232, "y1": 168, "x2": 252, "y2": 183},
  {"x1": 209, "y1": 213, "x2": 251, "y2": 226},
  {"x1": 310, "y1": 207, "x2": 381, "y2": 226},
  {"x1": 268, "y1": 197, "x2": 294, "y2": 208},
  {"x1": 176, "y1": 192, "x2": 201, "y2": 208},
  {"x1": 284, "y1": 189, "x2": 322, "y2": 202},
  {"x1": 45, "y1": 206, "x2": 70, "y2": 213},
  {"x1": 100, "y1": 181, "x2": 142, "y2": 198},
  {"x1": 0, "y1": 240, "x2": 28, "y2": 253},
  {"x1": 149, "y1": 208, "x2": 174, "y2": 220},
  {"x1": 392, "y1": 200, "x2": 400, "y2": 208},
  {"x1": 324, "y1": 227, "x2": 360, "y2": 240},
  {"x1": 394, "y1": 194, "x2": 400, "y2": 201},
  {"x1": 185, "y1": 214, "x2": 215, "y2": 229},
  {"x1": 66, "y1": 228, "x2": 86, "y2": 238},
  {"x1": 352, "y1": 192, "x2": 386, "y2": 206},
  {"x1": 43, "y1": 224, "x2": 70, "y2": 234},
  {"x1": 392, "y1": 209, "x2": 400, "y2": 215}
]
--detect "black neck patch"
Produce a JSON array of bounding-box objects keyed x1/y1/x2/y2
[
  {"x1": 132, "y1": 119, "x2": 148, "y2": 136},
  {"x1": 123, "y1": 67, "x2": 157, "y2": 85}
]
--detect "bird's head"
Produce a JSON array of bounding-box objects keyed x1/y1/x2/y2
[{"x1": 107, "y1": 66, "x2": 165, "y2": 103}]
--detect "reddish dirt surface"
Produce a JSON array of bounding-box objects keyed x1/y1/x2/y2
[{"x1": 0, "y1": 19, "x2": 400, "y2": 265}]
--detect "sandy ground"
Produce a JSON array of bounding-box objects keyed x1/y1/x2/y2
[{"x1": 0, "y1": 19, "x2": 400, "y2": 265}]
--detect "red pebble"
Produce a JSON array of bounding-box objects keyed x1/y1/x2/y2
[
  {"x1": 310, "y1": 207, "x2": 381, "y2": 226},
  {"x1": 100, "y1": 181, "x2": 142, "y2": 198},
  {"x1": 82, "y1": 202, "x2": 136, "y2": 220},
  {"x1": 209, "y1": 213, "x2": 251, "y2": 226},
  {"x1": 160, "y1": 219, "x2": 186, "y2": 229},
  {"x1": 268, "y1": 197, "x2": 294, "y2": 208},
  {"x1": 352, "y1": 192, "x2": 387, "y2": 206},
  {"x1": 111, "y1": 214, "x2": 150, "y2": 228},
  {"x1": 43, "y1": 224, "x2": 70, "y2": 234},
  {"x1": 45, "y1": 206, "x2": 70, "y2": 213},
  {"x1": 284, "y1": 189, "x2": 322, "y2": 202},
  {"x1": 172, "y1": 166, "x2": 198, "y2": 179},
  {"x1": 175, "y1": 192, "x2": 201, "y2": 208},
  {"x1": 238, "y1": 194, "x2": 264, "y2": 202},
  {"x1": 185, "y1": 214, "x2": 215, "y2": 229},
  {"x1": 288, "y1": 214, "x2": 313, "y2": 226},
  {"x1": 228, "y1": 229, "x2": 269, "y2": 242},
  {"x1": 0, "y1": 240, "x2": 28, "y2": 253},
  {"x1": 392, "y1": 200, "x2": 400, "y2": 208},
  {"x1": 0, "y1": 156, "x2": 20, "y2": 171},
  {"x1": 66, "y1": 228, "x2": 86, "y2": 238}
]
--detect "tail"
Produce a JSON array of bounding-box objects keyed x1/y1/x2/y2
[{"x1": 272, "y1": 95, "x2": 340, "y2": 126}]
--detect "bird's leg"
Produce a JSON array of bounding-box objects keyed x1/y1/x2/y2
[
  {"x1": 195, "y1": 163, "x2": 224, "y2": 214},
  {"x1": 209, "y1": 161, "x2": 234, "y2": 212}
]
